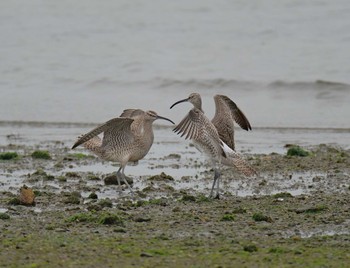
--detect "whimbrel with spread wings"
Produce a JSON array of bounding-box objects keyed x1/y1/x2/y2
[
  {"x1": 72, "y1": 109, "x2": 174, "y2": 194},
  {"x1": 170, "y1": 93, "x2": 257, "y2": 198}
]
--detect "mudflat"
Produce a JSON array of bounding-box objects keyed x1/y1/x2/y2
[{"x1": 1, "y1": 136, "x2": 349, "y2": 267}]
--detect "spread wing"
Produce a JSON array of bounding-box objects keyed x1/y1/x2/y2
[
  {"x1": 173, "y1": 109, "x2": 202, "y2": 140},
  {"x1": 214, "y1": 120, "x2": 236, "y2": 150},
  {"x1": 120, "y1": 109, "x2": 144, "y2": 118},
  {"x1": 214, "y1": 95, "x2": 252, "y2": 131},
  {"x1": 72, "y1": 118, "x2": 134, "y2": 149},
  {"x1": 174, "y1": 109, "x2": 226, "y2": 158}
]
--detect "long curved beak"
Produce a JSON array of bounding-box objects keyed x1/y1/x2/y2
[
  {"x1": 156, "y1": 115, "x2": 175, "y2": 125},
  {"x1": 170, "y1": 98, "x2": 189, "y2": 109}
]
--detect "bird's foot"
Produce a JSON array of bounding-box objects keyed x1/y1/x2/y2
[
  {"x1": 208, "y1": 192, "x2": 220, "y2": 199},
  {"x1": 116, "y1": 173, "x2": 123, "y2": 192},
  {"x1": 209, "y1": 192, "x2": 220, "y2": 199}
]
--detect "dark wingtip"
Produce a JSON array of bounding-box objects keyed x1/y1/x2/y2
[{"x1": 71, "y1": 141, "x2": 81, "y2": 149}]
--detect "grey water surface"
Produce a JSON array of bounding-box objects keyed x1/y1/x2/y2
[{"x1": 0, "y1": 0, "x2": 349, "y2": 129}]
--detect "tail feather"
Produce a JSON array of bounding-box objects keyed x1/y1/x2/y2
[
  {"x1": 222, "y1": 151, "x2": 258, "y2": 177},
  {"x1": 74, "y1": 135, "x2": 103, "y2": 157}
]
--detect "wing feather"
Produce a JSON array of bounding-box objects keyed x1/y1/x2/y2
[
  {"x1": 185, "y1": 121, "x2": 194, "y2": 140},
  {"x1": 174, "y1": 108, "x2": 226, "y2": 158},
  {"x1": 72, "y1": 118, "x2": 133, "y2": 149},
  {"x1": 174, "y1": 110, "x2": 201, "y2": 140},
  {"x1": 215, "y1": 95, "x2": 252, "y2": 131},
  {"x1": 102, "y1": 118, "x2": 135, "y2": 147},
  {"x1": 120, "y1": 109, "x2": 144, "y2": 118}
]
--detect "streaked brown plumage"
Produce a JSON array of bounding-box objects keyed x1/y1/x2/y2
[
  {"x1": 212, "y1": 95, "x2": 251, "y2": 150},
  {"x1": 72, "y1": 109, "x2": 174, "y2": 194},
  {"x1": 170, "y1": 93, "x2": 257, "y2": 198}
]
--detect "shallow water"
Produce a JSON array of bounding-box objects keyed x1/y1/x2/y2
[
  {"x1": 1, "y1": 122, "x2": 349, "y2": 198},
  {"x1": 1, "y1": 122, "x2": 349, "y2": 153}
]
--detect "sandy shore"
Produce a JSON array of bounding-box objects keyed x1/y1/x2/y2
[{"x1": 1, "y1": 124, "x2": 350, "y2": 267}]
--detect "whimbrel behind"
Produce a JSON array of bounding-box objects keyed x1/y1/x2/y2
[
  {"x1": 170, "y1": 93, "x2": 257, "y2": 198},
  {"x1": 72, "y1": 109, "x2": 174, "y2": 194}
]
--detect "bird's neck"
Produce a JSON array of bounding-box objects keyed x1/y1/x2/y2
[
  {"x1": 193, "y1": 101, "x2": 203, "y2": 112},
  {"x1": 142, "y1": 122, "x2": 154, "y2": 149}
]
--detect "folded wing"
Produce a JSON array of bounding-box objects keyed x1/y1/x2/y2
[{"x1": 72, "y1": 118, "x2": 134, "y2": 149}]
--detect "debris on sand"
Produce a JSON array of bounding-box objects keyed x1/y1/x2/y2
[{"x1": 19, "y1": 185, "x2": 35, "y2": 206}]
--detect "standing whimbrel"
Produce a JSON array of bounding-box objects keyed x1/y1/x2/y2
[
  {"x1": 170, "y1": 93, "x2": 257, "y2": 198},
  {"x1": 72, "y1": 109, "x2": 174, "y2": 194}
]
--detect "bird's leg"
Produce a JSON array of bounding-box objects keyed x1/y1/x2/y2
[
  {"x1": 209, "y1": 178, "x2": 217, "y2": 198},
  {"x1": 209, "y1": 169, "x2": 221, "y2": 199},
  {"x1": 121, "y1": 166, "x2": 134, "y2": 195},
  {"x1": 116, "y1": 167, "x2": 123, "y2": 192},
  {"x1": 215, "y1": 170, "x2": 221, "y2": 199}
]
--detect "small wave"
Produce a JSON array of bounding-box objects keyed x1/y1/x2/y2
[
  {"x1": 154, "y1": 78, "x2": 255, "y2": 89},
  {"x1": 154, "y1": 78, "x2": 350, "y2": 91},
  {"x1": 0, "y1": 120, "x2": 98, "y2": 128},
  {"x1": 269, "y1": 80, "x2": 350, "y2": 90},
  {"x1": 86, "y1": 78, "x2": 121, "y2": 89}
]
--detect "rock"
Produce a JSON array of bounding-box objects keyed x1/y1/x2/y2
[
  {"x1": 104, "y1": 174, "x2": 133, "y2": 185},
  {"x1": 140, "y1": 252, "x2": 153, "y2": 257},
  {"x1": 312, "y1": 176, "x2": 322, "y2": 182},
  {"x1": 148, "y1": 172, "x2": 174, "y2": 181},
  {"x1": 88, "y1": 192, "x2": 98, "y2": 199},
  {"x1": 133, "y1": 217, "x2": 151, "y2": 222}
]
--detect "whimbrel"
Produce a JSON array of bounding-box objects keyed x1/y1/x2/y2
[
  {"x1": 170, "y1": 93, "x2": 257, "y2": 198},
  {"x1": 72, "y1": 109, "x2": 174, "y2": 194}
]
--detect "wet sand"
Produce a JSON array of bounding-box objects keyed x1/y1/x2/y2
[{"x1": 1, "y1": 124, "x2": 350, "y2": 267}]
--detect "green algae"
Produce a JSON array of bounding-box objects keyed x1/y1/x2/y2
[
  {"x1": 7, "y1": 197, "x2": 21, "y2": 205},
  {"x1": 252, "y1": 213, "x2": 273, "y2": 222},
  {"x1": 243, "y1": 244, "x2": 258, "y2": 252},
  {"x1": 66, "y1": 211, "x2": 124, "y2": 226},
  {"x1": 98, "y1": 213, "x2": 124, "y2": 226},
  {"x1": 134, "y1": 198, "x2": 168, "y2": 207},
  {"x1": 179, "y1": 191, "x2": 212, "y2": 202},
  {"x1": 221, "y1": 213, "x2": 235, "y2": 221},
  {"x1": 98, "y1": 198, "x2": 113, "y2": 208},
  {"x1": 88, "y1": 192, "x2": 98, "y2": 199},
  {"x1": 295, "y1": 205, "x2": 328, "y2": 214},
  {"x1": 63, "y1": 192, "x2": 81, "y2": 205},
  {"x1": 0, "y1": 152, "x2": 18, "y2": 160},
  {"x1": 31, "y1": 150, "x2": 51, "y2": 159},
  {"x1": 181, "y1": 193, "x2": 196, "y2": 202},
  {"x1": 0, "y1": 213, "x2": 10, "y2": 220},
  {"x1": 148, "y1": 172, "x2": 174, "y2": 181},
  {"x1": 286, "y1": 145, "x2": 309, "y2": 157},
  {"x1": 68, "y1": 153, "x2": 91, "y2": 159},
  {"x1": 273, "y1": 192, "x2": 293, "y2": 198}
]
